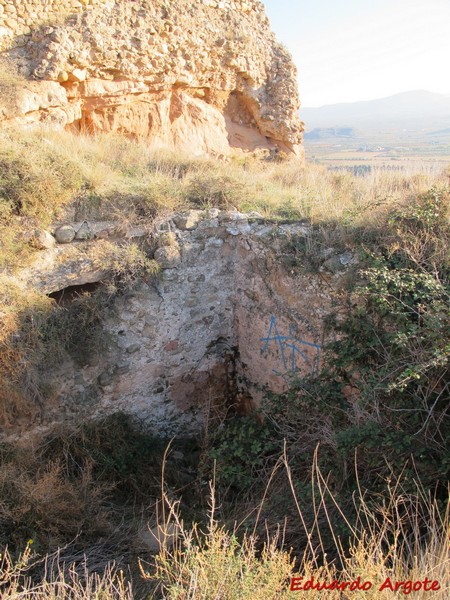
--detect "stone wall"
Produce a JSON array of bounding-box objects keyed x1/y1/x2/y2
[
  {"x1": 0, "y1": 0, "x2": 303, "y2": 156},
  {"x1": 0, "y1": 0, "x2": 263, "y2": 43},
  {"x1": 0, "y1": 0, "x2": 263, "y2": 46},
  {"x1": 0, "y1": 0, "x2": 104, "y2": 46},
  {"x1": 202, "y1": 1, "x2": 263, "y2": 12},
  {"x1": 11, "y1": 209, "x2": 345, "y2": 439}
]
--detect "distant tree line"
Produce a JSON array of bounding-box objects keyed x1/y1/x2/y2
[{"x1": 330, "y1": 165, "x2": 405, "y2": 176}]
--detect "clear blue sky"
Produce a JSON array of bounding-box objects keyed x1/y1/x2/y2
[{"x1": 262, "y1": 0, "x2": 450, "y2": 107}]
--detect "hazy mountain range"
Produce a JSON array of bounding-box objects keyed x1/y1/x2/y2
[{"x1": 301, "y1": 91, "x2": 450, "y2": 139}]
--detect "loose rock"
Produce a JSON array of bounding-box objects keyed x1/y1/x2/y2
[
  {"x1": 54, "y1": 225, "x2": 76, "y2": 244},
  {"x1": 173, "y1": 211, "x2": 203, "y2": 231},
  {"x1": 154, "y1": 246, "x2": 181, "y2": 268}
]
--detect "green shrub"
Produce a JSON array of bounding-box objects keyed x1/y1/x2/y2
[
  {"x1": 206, "y1": 415, "x2": 281, "y2": 490},
  {"x1": 187, "y1": 190, "x2": 449, "y2": 558},
  {"x1": 264, "y1": 188, "x2": 449, "y2": 507}
]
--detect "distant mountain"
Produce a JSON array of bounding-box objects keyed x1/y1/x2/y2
[
  {"x1": 304, "y1": 127, "x2": 358, "y2": 140},
  {"x1": 428, "y1": 127, "x2": 450, "y2": 136},
  {"x1": 301, "y1": 91, "x2": 450, "y2": 134}
]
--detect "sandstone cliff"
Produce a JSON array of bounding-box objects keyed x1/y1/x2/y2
[{"x1": 0, "y1": 0, "x2": 303, "y2": 156}]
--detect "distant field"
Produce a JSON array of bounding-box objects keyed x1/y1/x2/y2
[
  {"x1": 301, "y1": 90, "x2": 450, "y2": 171},
  {"x1": 305, "y1": 135, "x2": 450, "y2": 173}
]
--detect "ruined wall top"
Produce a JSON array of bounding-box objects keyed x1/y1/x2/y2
[{"x1": 0, "y1": 0, "x2": 266, "y2": 45}]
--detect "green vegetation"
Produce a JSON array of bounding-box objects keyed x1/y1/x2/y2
[
  {"x1": 203, "y1": 185, "x2": 449, "y2": 511},
  {"x1": 252, "y1": 188, "x2": 449, "y2": 550},
  {"x1": 0, "y1": 128, "x2": 448, "y2": 598}
]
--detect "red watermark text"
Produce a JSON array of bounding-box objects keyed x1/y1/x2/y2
[{"x1": 290, "y1": 576, "x2": 441, "y2": 595}]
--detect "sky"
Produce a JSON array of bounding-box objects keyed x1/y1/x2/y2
[{"x1": 262, "y1": 0, "x2": 450, "y2": 107}]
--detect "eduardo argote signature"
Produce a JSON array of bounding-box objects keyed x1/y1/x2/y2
[{"x1": 290, "y1": 575, "x2": 441, "y2": 595}]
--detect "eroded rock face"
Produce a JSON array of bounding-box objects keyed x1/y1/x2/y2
[
  {"x1": 0, "y1": 0, "x2": 303, "y2": 156},
  {"x1": 13, "y1": 211, "x2": 339, "y2": 439}
]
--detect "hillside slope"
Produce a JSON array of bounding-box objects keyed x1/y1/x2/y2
[{"x1": 301, "y1": 90, "x2": 450, "y2": 132}]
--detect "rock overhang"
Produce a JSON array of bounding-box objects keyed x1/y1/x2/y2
[{"x1": 0, "y1": 0, "x2": 303, "y2": 156}]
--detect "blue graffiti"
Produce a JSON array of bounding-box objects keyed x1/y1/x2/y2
[{"x1": 260, "y1": 316, "x2": 321, "y2": 377}]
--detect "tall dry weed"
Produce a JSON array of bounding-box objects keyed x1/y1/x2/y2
[{"x1": 147, "y1": 447, "x2": 449, "y2": 599}]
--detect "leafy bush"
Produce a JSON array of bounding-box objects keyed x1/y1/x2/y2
[
  {"x1": 206, "y1": 415, "x2": 281, "y2": 490},
  {"x1": 263, "y1": 188, "x2": 449, "y2": 512},
  {"x1": 201, "y1": 188, "x2": 449, "y2": 553}
]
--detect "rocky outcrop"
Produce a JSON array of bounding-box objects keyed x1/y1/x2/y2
[{"x1": 0, "y1": 0, "x2": 303, "y2": 156}]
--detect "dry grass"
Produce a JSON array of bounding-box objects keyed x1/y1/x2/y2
[
  {"x1": 0, "y1": 544, "x2": 133, "y2": 600},
  {"x1": 7, "y1": 127, "x2": 443, "y2": 424},
  {"x1": 89, "y1": 240, "x2": 160, "y2": 288},
  {"x1": 0, "y1": 446, "x2": 447, "y2": 599},
  {"x1": 0, "y1": 57, "x2": 28, "y2": 111},
  {"x1": 0, "y1": 131, "x2": 82, "y2": 226},
  {"x1": 145, "y1": 449, "x2": 449, "y2": 599},
  {"x1": 0, "y1": 128, "x2": 447, "y2": 275},
  {"x1": 0, "y1": 277, "x2": 55, "y2": 427},
  {"x1": 0, "y1": 433, "x2": 112, "y2": 551},
  {"x1": 1, "y1": 127, "x2": 447, "y2": 247},
  {"x1": 0, "y1": 243, "x2": 157, "y2": 431}
]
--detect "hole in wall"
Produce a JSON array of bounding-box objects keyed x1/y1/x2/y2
[{"x1": 48, "y1": 281, "x2": 103, "y2": 306}]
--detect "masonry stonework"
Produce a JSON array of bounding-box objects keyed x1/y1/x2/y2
[
  {"x1": 0, "y1": 0, "x2": 303, "y2": 156},
  {"x1": 11, "y1": 210, "x2": 335, "y2": 439}
]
